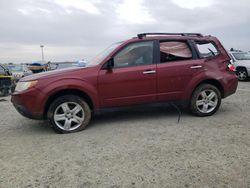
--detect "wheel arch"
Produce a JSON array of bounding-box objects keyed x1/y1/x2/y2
[
  {"x1": 43, "y1": 89, "x2": 94, "y2": 119},
  {"x1": 236, "y1": 66, "x2": 247, "y2": 71},
  {"x1": 190, "y1": 79, "x2": 225, "y2": 99},
  {"x1": 236, "y1": 66, "x2": 248, "y2": 76}
]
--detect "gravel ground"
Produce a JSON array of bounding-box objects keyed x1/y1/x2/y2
[{"x1": 0, "y1": 82, "x2": 250, "y2": 188}]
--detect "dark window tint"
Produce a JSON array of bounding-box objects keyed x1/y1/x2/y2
[
  {"x1": 160, "y1": 41, "x2": 192, "y2": 63},
  {"x1": 196, "y1": 41, "x2": 219, "y2": 58},
  {"x1": 113, "y1": 41, "x2": 154, "y2": 68}
]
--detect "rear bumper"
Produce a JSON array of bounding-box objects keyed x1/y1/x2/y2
[
  {"x1": 11, "y1": 88, "x2": 46, "y2": 120},
  {"x1": 223, "y1": 73, "x2": 238, "y2": 98}
]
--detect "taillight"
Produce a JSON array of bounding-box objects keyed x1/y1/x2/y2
[{"x1": 227, "y1": 64, "x2": 236, "y2": 72}]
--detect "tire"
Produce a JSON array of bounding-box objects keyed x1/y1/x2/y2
[
  {"x1": 236, "y1": 68, "x2": 248, "y2": 81},
  {"x1": 190, "y1": 84, "x2": 221, "y2": 116},
  {"x1": 47, "y1": 95, "x2": 91, "y2": 134}
]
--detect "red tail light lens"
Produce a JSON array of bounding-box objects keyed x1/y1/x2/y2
[{"x1": 227, "y1": 64, "x2": 236, "y2": 72}]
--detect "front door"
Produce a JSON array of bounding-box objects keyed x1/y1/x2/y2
[{"x1": 98, "y1": 41, "x2": 157, "y2": 107}]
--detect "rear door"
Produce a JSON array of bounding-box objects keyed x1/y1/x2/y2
[{"x1": 156, "y1": 40, "x2": 204, "y2": 101}]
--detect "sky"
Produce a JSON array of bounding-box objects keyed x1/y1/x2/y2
[{"x1": 0, "y1": 0, "x2": 249, "y2": 63}]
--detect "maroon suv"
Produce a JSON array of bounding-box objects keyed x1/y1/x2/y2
[{"x1": 11, "y1": 33, "x2": 238, "y2": 133}]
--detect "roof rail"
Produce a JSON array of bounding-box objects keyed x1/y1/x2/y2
[{"x1": 137, "y1": 33, "x2": 203, "y2": 39}]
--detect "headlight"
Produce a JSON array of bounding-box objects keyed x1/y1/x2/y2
[{"x1": 15, "y1": 80, "x2": 38, "y2": 92}]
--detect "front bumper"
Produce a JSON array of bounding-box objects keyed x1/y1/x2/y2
[
  {"x1": 13, "y1": 103, "x2": 43, "y2": 119},
  {"x1": 11, "y1": 88, "x2": 46, "y2": 120}
]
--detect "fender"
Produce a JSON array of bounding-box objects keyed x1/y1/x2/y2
[
  {"x1": 183, "y1": 71, "x2": 224, "y2": 100},
  {"x1": 38, "y1": 77, "x2": 100, "y2": 110}
]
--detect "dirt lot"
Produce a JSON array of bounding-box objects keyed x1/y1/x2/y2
[{"x1": 0, "y1": 82, "x2": 250, "y2": 188}]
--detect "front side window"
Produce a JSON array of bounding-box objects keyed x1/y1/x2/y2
[
  {"x1": 196, "y1": 41, "x2": 219, "y2": 58},
  {"x1": 160, "y1": 41, "x2": 192, "y2": 63},
  {"x1": 113, "y1": 41, "x2": 154, "y2": 68}
]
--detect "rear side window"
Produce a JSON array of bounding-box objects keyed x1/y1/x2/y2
[
  {"x1": 160, "y1": 41, "x2": 192, "y2": 63},
  {"x1": 196, "y1": 41, "x2": 219, "y2": 58}
]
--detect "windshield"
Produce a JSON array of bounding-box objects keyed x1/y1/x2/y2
[
  {"x1": 232, "y1": 52, "x2": 250, "y2": 60},
  {"x1": 8, "y1": 65, "x2": 24, "y2": 72},
  {"x1": 86, "y1": 42, "x2": 122, "y2": 67}
]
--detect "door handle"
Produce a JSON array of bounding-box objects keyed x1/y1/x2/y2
[
  {"x1": 143, "y1": 70, "x2": 156, "y2": 74},
  {"x1": 190, "y1": 65, "x2": 202, "y2": 69}
]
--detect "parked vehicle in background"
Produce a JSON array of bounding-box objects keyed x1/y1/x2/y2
[
  {"x1": 229, "y1": 51, "x2": 250, "y2": 81},
  {"x1": 27, "y1": 61, "x2": 85, "y2": 74},
  {"x1": 27, "y1": 62, "x2": 48, "y2": 74},
  {"x1": 11, "y1": 33, "x2": 238, "y2": 133},
  {"x1": 7, "y1": 64, "x2": 32, "y2": 81},
  {"x1": 0, "y1": 64, "x2": 14, "y2": 96},
  {"x1": 0, "y1": 64, "x2": 11, "y2": 76}
]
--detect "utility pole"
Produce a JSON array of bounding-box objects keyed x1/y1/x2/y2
[{"x1": 40, "y1": 45, "x2": 44, "y2": 62}]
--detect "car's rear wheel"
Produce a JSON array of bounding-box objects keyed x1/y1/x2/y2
[
  {"x1": 47, "y1": 95, "x2": 91, "y2": 133},
  {"x1": 237, "y1": 68, "x2": 248, "y2": 81},
  {"x1": 190, "y1": 84, "x2": 221, "y2": 116}
]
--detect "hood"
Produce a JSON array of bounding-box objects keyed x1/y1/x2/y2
[{"x1": 20, "y1": 67, "x2": 86, "y2": 81}]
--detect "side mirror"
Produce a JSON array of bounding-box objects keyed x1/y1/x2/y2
[{"x1": 106, "y1": 58, "x2": 114, "y2": 70}]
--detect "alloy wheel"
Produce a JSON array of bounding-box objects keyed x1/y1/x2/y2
[
  {"x1": 54, "y1": 102, "x2": 85, "y2": 131},
  {"x1": 196, "y1": 89, "x2": 218, "y2": 114}
]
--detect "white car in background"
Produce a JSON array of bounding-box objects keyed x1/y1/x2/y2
[{"x1": 229, "y1": 51, "x2": 250, "y2": 81}]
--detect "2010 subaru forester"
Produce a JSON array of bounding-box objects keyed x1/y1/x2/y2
[{"x1": 11, "y1": 33, "x2": 238, "y2": 133}]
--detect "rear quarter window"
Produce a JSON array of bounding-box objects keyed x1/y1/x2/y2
[{"x1": 196, "y1": 41, "x2": 220, "y2": 58}]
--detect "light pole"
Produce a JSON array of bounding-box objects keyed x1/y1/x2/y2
[{"x1": 40, "y1": 45, "x2": 44, "y2": 62}]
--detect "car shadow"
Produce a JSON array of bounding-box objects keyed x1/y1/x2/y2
[
  {"x1": 18, "y1": 120, "x2": 54, "y2": 135},
  {"x1": 89, "y1": 103, "x2": 189, "y2": 129},
  {"x1": 19, "y1": 103, "x2": 190, "y2": 134}
]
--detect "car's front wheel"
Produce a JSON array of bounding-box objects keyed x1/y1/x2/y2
[
  {"x1": 190, "y1": 84, "x2": 221, "y2": 116},
  {"x1": 47, "y1": 95, "x2": 91, "y2": 133}
]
